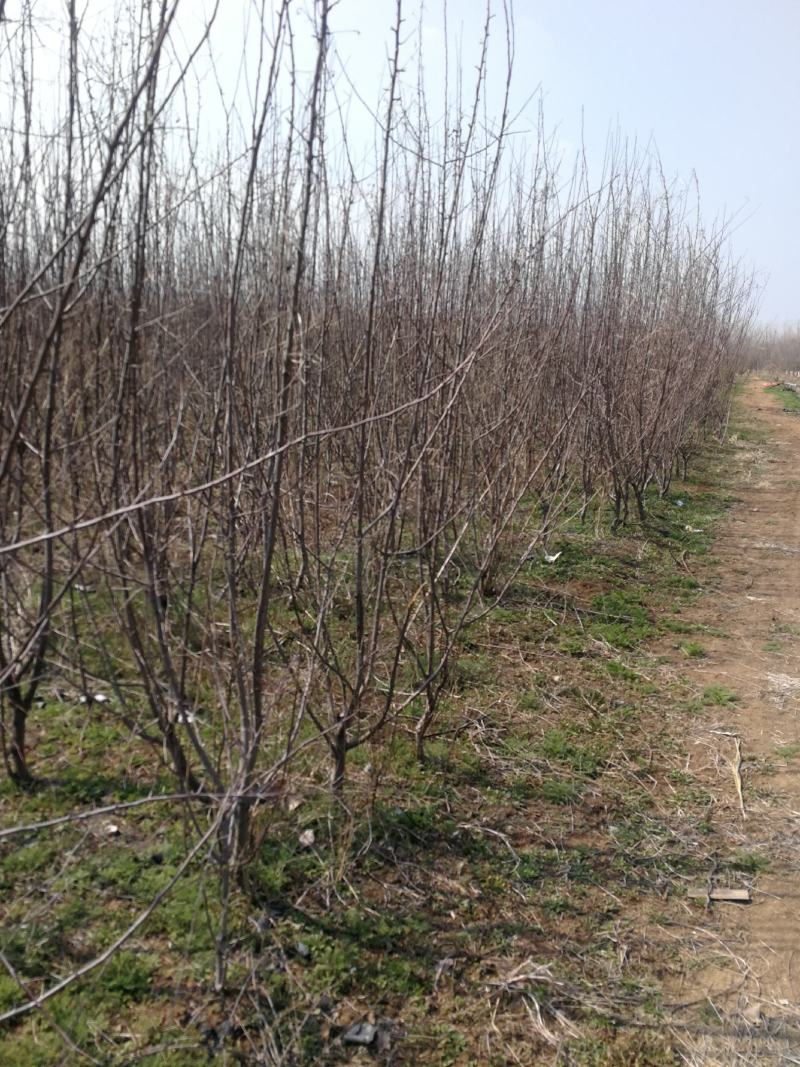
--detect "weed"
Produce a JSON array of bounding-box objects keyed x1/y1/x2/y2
[
  {"x1": 567, "y1": 1032, "x2": 680, "y2": 1065},
  {"x1": 589, "y1": 590, "x2": 656, "y2": 649},
  {"x1": 701, "y1": 684, "x2": 738, "y2": 706},
  {"x1": 729, "y1": 851, "x2": 770, "y2": 875},
  {"x1": 95, "y1": 951, "x2": 157, "y2": 1003},
  {"x1": 543, "y1": 893, "x2": 576, "y2": 916},
  {"x1": 680, "y1": 640, "x2": 706, "y2": 658},
  {"x1": 539, "y1": 728, "x2": 606, "y2": 775},
  {"x1": 604, "y1": 659, "x2": 639, "y2": 682},
  {"x1": 559, "y1": 634, "x2": 587, "y2": 656},
  {"x1": 539, "y1": 779, "x2": 583, "y2": 805},
  {"x1": 518, "y1": 690, "x2": 542, "y2": 712},
  {"x1": 453, "y1": 654, "x2": 496, "y2": 689},
  {"x1": 662, "y1": 618, "x2": 697, "y2": 634},
  {"x1": 517, "y1": 849, "x2": 550, "y2": 883}
]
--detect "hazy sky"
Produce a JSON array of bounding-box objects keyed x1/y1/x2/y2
[
  {"x1": 508, "y1": 0, "x2": 800, "y2": 326},
  {"x1": 12, "y1": 0, "x2": 800, "y2": 324},
  {"x1": 310, "y1": 0, "x2": 798, "y2": 326}
]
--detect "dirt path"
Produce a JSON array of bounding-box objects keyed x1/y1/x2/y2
[{"x1": 669, "y1": 378, "x2": 800, "y2": 1063}]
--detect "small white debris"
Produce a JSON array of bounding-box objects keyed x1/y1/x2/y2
[
  {"x1": 434, "y1": 957, "x2": 456, "y2": 988},
  {"x1": 552, "y1": 675, "x2": 562, "y2": 683},
  {"x1": 676, "y1": 499, "x2": 685, "y2": 507},
  {"x1": 684, "y1": 525, "x2": 703, "y2": 533},
  {"x1": 105, "y1": 823, "x2": 121, "y2": 836},
  {"x1": 78, "y1": 692, "x2": 110, "y2": 706},
  {"x1": 176, "y1": 710, "x2": 195, "y2": 724},
  {"x1": 767, "y1": 673, "x2": 800, "y2": 695},
  {"x1": 298, "y1": 829, "x2": 315, "y2": 848},
  {"x1": 543, "y1": 551, "x2": 562, "y2": 564}
]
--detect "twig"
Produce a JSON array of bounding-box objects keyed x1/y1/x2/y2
[{"x1": 730, "y1": 735, "x2": 746, "y2": 819}]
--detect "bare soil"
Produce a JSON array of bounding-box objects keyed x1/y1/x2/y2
[{"x1": 665, "y1": 379, "x2": 800, "y2": 1063}]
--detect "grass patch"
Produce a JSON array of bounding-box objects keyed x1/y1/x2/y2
[
  {"x1": 680, "y1": 640, "x2": 706, "y2": 659},
  {"x1": 701, "y1": 684, "x2": 738, "y2": 706},
  {"x1": 589, "y1": 589, "x2": 656, "y2": 649},
  {"x1": 729, "y1": 851, "x2": 770, "y2": 875},
  {"x1": 765, "y1": 382, "x2": 800, "y2": 411}
]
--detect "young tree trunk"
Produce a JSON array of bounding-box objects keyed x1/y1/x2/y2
[{"x1": 8, "y1": 693, "x2": 32, "y2": 786}]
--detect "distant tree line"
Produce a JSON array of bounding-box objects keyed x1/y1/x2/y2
[{"x1": 746, "y1": 325, "x2": 800, "y2": 370}]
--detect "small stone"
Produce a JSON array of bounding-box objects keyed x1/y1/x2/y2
[
  {"x1": 298, "y1": 829, "x2": 315, "y2": 848},
  {"x1": 343, "y1": 1021, "x2": 377, "y2": 1046},
  {"x1": 296, "y1": 941, "x2": 311, "y2": 961}
]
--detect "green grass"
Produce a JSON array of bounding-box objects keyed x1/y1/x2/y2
[
  {"x1": 589, "y1": 589, "x2": 656, "y2": 649},
  {"x1": 538, "y1": 728, "x2": 606, "y2": 776},
  {"x1": 729, "y1": 851, "x2": 770, "y2": 875},
  {"x1": 680, "y1": 640, "x2": 706, "y2": 659},
  {"x1": 765, "y1": 382, "x2": 800, "y2": 411},
  {"x1": 569, "y1": 1032, "x2": 680, "y2": 1065},
  {"x1": 701, "y1": 684, "x2": 738, "y2": 706}
]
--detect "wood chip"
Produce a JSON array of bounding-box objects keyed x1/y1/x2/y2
[{"x1": 687, "y1": 887, "x2": 751, "y2": 903}]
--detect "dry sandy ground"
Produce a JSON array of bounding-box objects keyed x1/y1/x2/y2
[{"x1": 666, "y1": 379, "x2": 800, "y2": 1064}]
